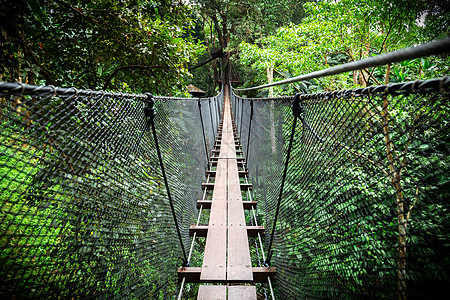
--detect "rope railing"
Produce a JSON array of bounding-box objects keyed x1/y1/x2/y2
[
  {"x1": 0, "y1": 81, "x2": 222, "y2": 298},
  {"x1": 233, "y1": 37, "x2": 450, "y2": 92}
]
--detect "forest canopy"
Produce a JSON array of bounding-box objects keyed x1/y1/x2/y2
[{"x1": 0, "y1": 0, "x2": 449, "y2": 93}]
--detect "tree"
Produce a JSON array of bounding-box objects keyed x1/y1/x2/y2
[
  {"x1": 237, "y1": 0, "x2": 447, "y2": 93},
  {"x1": 0, "y1": 0, "x2": 204, "y2": 94},
  {"x1": 190, "y1": 0, "x2": 307, "y2": 86}
]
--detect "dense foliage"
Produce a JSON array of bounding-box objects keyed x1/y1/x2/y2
[
  {"x1": 237, "y1": 0, "x2": 450, "y2": 95},
  {"x1": 0, "y1": 0, "x2": 204, "y2": 94}
]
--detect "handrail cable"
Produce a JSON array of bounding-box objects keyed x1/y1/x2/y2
[
  {"x1": 0, "y1": 82, "x2": 225, "y2": 102},
  {"x1": 233, "y1": 37, "x2": 450, "y2": 92}
]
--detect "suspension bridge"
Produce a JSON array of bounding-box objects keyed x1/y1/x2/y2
[{"x1": 0, "y1": 38, "x2": 449, "y2": 299}]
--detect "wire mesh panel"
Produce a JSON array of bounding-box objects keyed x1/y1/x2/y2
[
  {"x1": 232, "y1": 77, "x2": 450, "y2": 299},
  {"x1": 199, "y1": 99, "x2": 215, "y2": 158},
  {"x1": 152, "y1": 97, "x2": 210, "y2": 261},
  {"x1": 218, "y1": 89, "x2": 224, "y2": 120},
  {"x1": 0, "y1": 82, "x2": 218, "y2": 298},
  {"x1": 239, "y1": 100, "x2": 251, "y2": 159}
]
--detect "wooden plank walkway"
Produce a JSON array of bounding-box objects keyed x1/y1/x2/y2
[
  {"x1": 227, "y1": 151, "x2": 253, "y2": 281},
  {"x1": 200, "y1": 122, "x2": 228, "y2": 281},
  {"x1": 179, "y1": 85, "x2": 275, "y2": 299}
]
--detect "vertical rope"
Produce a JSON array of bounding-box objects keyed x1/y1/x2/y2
[
  {"x1": 208, "y1": 98, "x2": 216, "y2": 135},
  {"x1": 246, "y1": 100, "x2": 254, "y2": 162},
  {"x1": 265, "y1": 93, "x2": 302, "y2": 265},
  {"x1": 198, "y1": 100, "x2": 210, "y2": 165},
  {"x1": 145, "y1": 93, "x2": 188, "y2": 266},
  {"x1": 239, "y1": 96, "x2": 244, "y2": 138},
  {"x1": 215, "y1": 94, "x2": 220, "y2": 127}
]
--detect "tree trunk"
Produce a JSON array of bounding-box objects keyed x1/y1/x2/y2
[
  {"x1": 266, "y1": 66, "x2": 274, "y2": 97},
  {"x1": 385, "y1": 64, "x2": 391, "y2": 85},
  {"x1": 381, "y1": 96, "x2": 407, "y2": 300},
  {"x1": 266, "y1": 66, "x2": 276, "y2": 153},
  {"x1": 270, "y1": 100, "x2": 276, "y2": 154},
  {"x1": 353, "y1": 70, "x2": 359, "y2": 85}
]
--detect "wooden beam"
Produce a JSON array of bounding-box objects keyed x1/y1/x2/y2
[
  {"x1": 209, "y1": 157, "x2": 244, "y2": 162},
  {"x1": 201, "y1": 182, "x2": 251, "y2": 190},
  {"x1": 177, "y1": 267, "x2": 276, "y2": 283},
  {"x1": 212, "y1": 150, "x2": 243, "y2": 155},
  {"x1": 205, "y1": 170, "x2": 248, "y2": 178},
  {"x1": 214, "y1": 142, "x2": 241, "y2": 149},
  {"x1": 189, "y1": 225, "x2": 264, "y2": 237},
  {"x1": 252, "y1": 267, "x2": 276, "y2": 282},
  {"x1": 197, "y1": 200, "x2": 256, "y2": 210},
  {"x1": 214, "y1": 138, "x2": 240, "y2": 143}
]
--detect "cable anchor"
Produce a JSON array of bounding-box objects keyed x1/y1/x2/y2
[
  {"x1": 292, "y1": 93, "x2": 323, "y2": 143},
  {"x1": 292, "y1": 93, "x2": 304, "y2": 117},
  {"x1": 144, "y1": 93, "x2": 156, "y2": 123}
]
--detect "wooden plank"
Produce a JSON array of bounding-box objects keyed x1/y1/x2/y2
[
  {"x1": 190, "y1": 225, "x2": 264, "y2": 237},
  {"x1": 201, "y1": 135, "x2": 227, "y2": 281},
  {"x1": 223, "y1": 88, "x2": 253, "y2": 281},
  {"x1": 228, "y1": 286, "x2": 257, "y2": 300},
  {"x1": 197, "y1": 285, "x2": 227, "y2": 300},
  {"x1": 201, "y1": 205, "x2": 226, "y2": 281},
  {"x1": 178, "y1": 267, "x2": 276, "y2": 283},
  {"x1": 227, "y1": 136, "x2": 253, "y2": 280}
]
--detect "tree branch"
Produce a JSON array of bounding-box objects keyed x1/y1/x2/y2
[
  {"x1": 5, "y1": 20, "x2": 57, "y2": 85},
  {"x1": 188, "y1": 54, "x2": 222, "y2": 71},
  {"x1": 53, "y1": 0, "x2": 140, "y2": 56},
  {"x1": 102, "y1": 65, "x2": 167, "y2": 90},
  {"x1": 361, "y1": 68, "x2": 382, "y2": 85},
  {"x1": 273, "y1": 69, "x2": 301, "y2": 92},
  {"x1": 315, "y1": 115, "x2": 391, "y2": 179}
]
